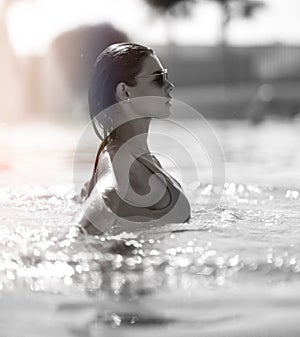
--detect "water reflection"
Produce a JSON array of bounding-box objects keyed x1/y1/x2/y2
[{"x1": 1, "y1": 121, "x2": 300, "y2": 335}]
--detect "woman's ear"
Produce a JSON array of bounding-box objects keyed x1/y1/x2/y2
[{"x1": 116, "y1": 82, "x2": 131, "y2": 102}]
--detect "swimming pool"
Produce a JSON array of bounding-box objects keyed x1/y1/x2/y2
[{"x1": 0, "y1": 119, "x2": 299, "y2": 336}]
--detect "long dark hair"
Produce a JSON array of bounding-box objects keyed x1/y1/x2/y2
[{"x1": 86, "y1": 42, "x2": 154, "y2": 197}]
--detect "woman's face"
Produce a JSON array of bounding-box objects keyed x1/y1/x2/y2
[{"x1": 127, "y1": 54, "x2": 175, "y2": 118}]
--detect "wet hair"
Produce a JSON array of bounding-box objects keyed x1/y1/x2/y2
[
  {"x1": 85, "y1": 42, "x2": 154, "y2": 198},
  {"x1": 88, "y1": 42, "x2": 153, "y2": 140}
]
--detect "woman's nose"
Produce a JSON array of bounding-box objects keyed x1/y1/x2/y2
[{"x1": 167, "y1": 80, "x2": 175, "y2": 93}]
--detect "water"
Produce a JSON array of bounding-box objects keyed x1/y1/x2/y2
[{"x1": 0, "y1": 119, "x2": 300, "y2": 336}]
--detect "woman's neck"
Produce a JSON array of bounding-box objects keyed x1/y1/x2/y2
[{"x1": 114, "y1": 118, "x2": 151, "y2": 152}]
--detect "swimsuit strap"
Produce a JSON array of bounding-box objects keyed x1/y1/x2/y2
[
  {"x1": 103, "y1": 142, "x2": 183, "y2": 195},
  {"x1": 135, "y1": 153, "x2": 182, "y2": 192},
  {"x1": 90, "y1": 143, "x2": 184, "y2": 212},
  {"x1": 132, "y1": 153, "x2": 186, "y2": 213}
]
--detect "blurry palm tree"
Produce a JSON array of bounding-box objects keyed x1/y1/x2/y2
[
  {"x1": 144, "y1": 0, "x2": 266, "y2": 84},
  {"x1": 207, "y1": 0, "x2": 266, "y2": 82},
  {"x1": 208, "y1": 0, "x2": 266, "y2": 45},
  {"x1": 144, "y1": 0, "x2": 197, "y2": 17},
  {"x1": 144, "y1": 0, "x2": 265, "y2": 45},
  {"x1": 144, "y1": 0, "x2": 197, "y2": 44}
]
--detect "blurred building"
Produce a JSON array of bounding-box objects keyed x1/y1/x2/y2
[
  {"x1": 10, "y1": 43, "x2": 300, "y2": 121},
  {"x1": 155, "y1": 44, "x2": 300, "y2": 120}
]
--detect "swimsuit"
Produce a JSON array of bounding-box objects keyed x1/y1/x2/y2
[
  {"x1": 125, "y1": 152, "x2": 191, "y2": 222},
  {"x1": 80, "y1": 142, "x2": 191, "y2": 234}
]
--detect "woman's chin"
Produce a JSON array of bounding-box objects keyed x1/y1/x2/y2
[
  {"x1": 155, "y1": 103, "x2": 172, "y2": 118},
  {"x1": 138, "y1": 104, "x2": 171, "y2": 119}
]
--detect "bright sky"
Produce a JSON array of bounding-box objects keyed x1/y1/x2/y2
[{"x1": 5, "y1": 0, "x2": 300, "y2": 56}]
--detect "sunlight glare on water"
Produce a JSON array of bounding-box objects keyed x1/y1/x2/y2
[{"x1": 0, "y1": 120, "x2": 300, "y2": 336}]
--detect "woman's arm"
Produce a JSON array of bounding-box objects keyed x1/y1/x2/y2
[
  {"x1": 78, "y1": 187, "x2": 118, "y2": 235},
  {"x1": 76, "y1": 150, "x2": 119, "y2": 234}
]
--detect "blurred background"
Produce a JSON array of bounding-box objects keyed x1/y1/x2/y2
[
  {"x1": 1, "y1": 0, "x2": 300, "y2": 124},
  {"x1": 1, "y1": 0, "x2": 300, "y2": 185}
]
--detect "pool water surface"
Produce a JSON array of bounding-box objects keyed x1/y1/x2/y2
[{"x1": 0, "y1": 119, "x2": 299, "y2": 336}]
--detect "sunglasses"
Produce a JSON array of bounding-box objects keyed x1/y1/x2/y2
[{"x1": 135, "y1": 68, "x2": 169, "y2": 87}]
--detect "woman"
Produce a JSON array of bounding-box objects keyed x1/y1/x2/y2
[{"x1": 78, "y1": 42, "x2": 191, "y2": 235}]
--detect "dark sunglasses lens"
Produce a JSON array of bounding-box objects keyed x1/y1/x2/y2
[
  {"x1": 155, "y1": 73, "x2": 168, "y2": 87},
  {"x1": 154, "y1": 74, "x2": 164, "y2": 86}
]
